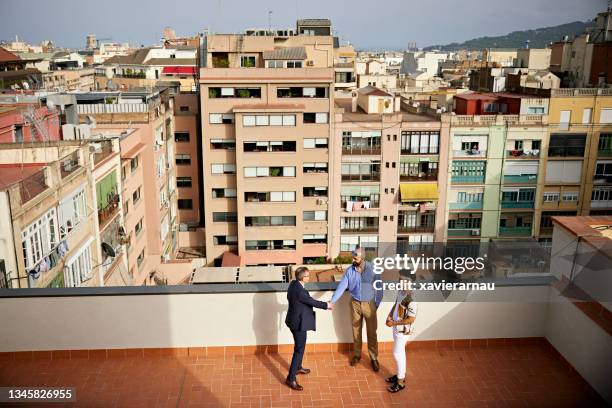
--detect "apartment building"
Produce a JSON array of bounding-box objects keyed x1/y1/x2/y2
[
  {"x1": 199, "y1": 19, "x2": 335, "y2": 266},
  {"x1": 542, "y1": 89, "x2": 612, "y2": 237},
  {"x1": 445, "y1": 110, "x2": 549, "y2": 242},
  {"x1": 70, "y1": 89, "x2": 179, "y2": 284},
  {"x1": 0, "y1": 103, "x2": 125, "y2": 288},
  {"x1": 332, "y1": 87, "x2": 450, "y2": 256}
]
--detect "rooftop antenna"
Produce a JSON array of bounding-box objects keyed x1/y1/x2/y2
[{"x1": 268, "y1": 10, "x2": 273, "y2": 35}]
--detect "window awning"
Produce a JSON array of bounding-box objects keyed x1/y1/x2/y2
[
  {"x1": 162, "y1": 66, "x2": 196, "y2": 75},
  {"x1": 400, "y1": 183, "x2": 438, "y2": 202}
]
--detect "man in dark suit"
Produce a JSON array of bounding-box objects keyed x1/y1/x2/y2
[{"x1": 285, "y1": 266, "x2": 331, "y2": 391}]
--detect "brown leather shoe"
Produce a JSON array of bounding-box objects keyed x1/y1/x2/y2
[
  {"x1": 297, "y1": 367, "x2": 311, "y2": 375},
  {"x1": 371, "y1": 360, "x2": 380, "y2": 372},
  {"x1": 285, "y1": 379, "x2": 303, "y2": 391},
  {"x1": 350, "y1": 356, "x2": 360, "y2": 366}
]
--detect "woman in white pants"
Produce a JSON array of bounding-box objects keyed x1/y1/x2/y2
[{"x1": 385, "y1": 283, "x2": 417, "y2": 393}]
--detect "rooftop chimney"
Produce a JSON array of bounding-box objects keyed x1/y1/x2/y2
[{"x1": 351, "y1": 91, "x2": 358, "y2": 113}]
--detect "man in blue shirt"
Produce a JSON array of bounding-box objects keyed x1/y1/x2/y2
[{"x1": 331, "y1": 247, "x2": 383, "y2": 371}]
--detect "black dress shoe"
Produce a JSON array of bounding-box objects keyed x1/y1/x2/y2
[
  {"x1": 385, "y1": 375, "x2": 398, "y2": 383},
  {"x1": 297, "y1": 367, "x2": 311, "y2": 375},
  {"x1": 371, "y1": 360, "x2": 380, "y2": 372},
  {"x1": 350, "y1": 356, "x2": 360, "y2": 366},
  {"x1": 285, "y1": 379, "x2": 303, "y2": 391},
  {"x1": 387, "y1": 381, "x2": 405, "y2": 393}
]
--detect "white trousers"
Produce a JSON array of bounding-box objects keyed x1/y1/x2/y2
[{"x1": 392, "y1": 330, "x2": 410, "y2": 379}]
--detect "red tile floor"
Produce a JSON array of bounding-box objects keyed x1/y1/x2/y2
[{"x1": 0, "y1": 342, "x2": 606, "y2": 408}]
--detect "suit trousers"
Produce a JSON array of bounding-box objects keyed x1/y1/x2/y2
[
  {"x1": 287, "y1": 330, "x2": 307, "y2": 382},
  {"x1": 350, "y1": 299, "x2": 378, "y2": 360}
]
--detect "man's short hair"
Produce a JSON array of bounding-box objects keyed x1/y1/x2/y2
[
  {"x1": 295, "y1": 267, "x2": 309, "y2": 281},
  {"x1": 351, "y1": 247, "x2": 363, "y2": 257}
]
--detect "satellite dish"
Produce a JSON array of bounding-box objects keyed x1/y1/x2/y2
[{"x1": 101, "y1": 242, "x2": 116, "y2": 258}]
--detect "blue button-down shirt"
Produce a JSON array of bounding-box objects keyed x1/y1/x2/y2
[{"x1": 331, "y1": 261, "x2": 383, "y2": 306}]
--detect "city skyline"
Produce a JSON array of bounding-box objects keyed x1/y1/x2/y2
[{"x1": 0, "y1": 0, "x2": 606, "y2": 49}]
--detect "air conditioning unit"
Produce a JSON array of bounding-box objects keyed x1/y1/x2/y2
[
  {"x1": 316, "y1": 198, "x2": 327, "y2": 205},
  {"x1": 89, "y1": 142, "x2": 102, "y2": 153},
  {"x1": 306, "y1": 60, "x2": 314, "y2": 66},
  {"x1": 470, "y1": 229, "x2": 480, "y2": 236}
]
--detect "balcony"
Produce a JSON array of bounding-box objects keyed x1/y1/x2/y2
[
  {"x1": 341, "y1": 147, "x2": 381, "y2": 156},
  {"x1": 598, "y1": 148, "x2": 612, "y2": 157},
  {"x1": 548, "y1": 147, "x2": 585, "y2": 158},
  {"x1": 499, "y1": 226, "x2": 532, "y2": 237},
  {"x1": 503, "y1": 174, "x2": 537, "y2": 184},
  {"x1": 98, "y1": 192, "x2": 120, "y2": 228},
  {"x1": 506, "y1": 149, "x2": 540, "y2": 159},
  {"x1": 453, "y1": 149, "x2": 487, "y2": 158},
  {"x1": 397, "y1": 225, "x2": 435, "y2": 234},
  {"x1": 451, "y1": 175, "x2": 485, "y2": 184},
  {"x1": 400, "y1": 173, "x2": 438, "y2": 182},
  {"x1": 18, "y1": 169, "x2": 48, "y2": 204},
  {"x1": 341, "y1": 173, "x2": 380, "y2": 182},
  {"x1": 448, "y1": 228, "x2": 480, "y2": 237},
  {"x1": 59, "y1": 151, "x2": 81, "y2": 179},
  {"x1": 340, "y1": 226, "x2": 379, "y2": 233},
  {"x1": 501, "y1": 201, "x2": 535, "y2": 209},
  {"x1": 92, "y1": 140, "x2": 115, "y2": 166},
  {"x1": 449, "y1": 202, "x2": 483, "y2": 210}
]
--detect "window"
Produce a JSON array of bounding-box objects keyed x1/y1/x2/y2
[
  {"x1": 286, "y1": 60, "x2": 303, "y2": 68},
  {"x1": 303, "y1": 211, "x2": 327, "y2": 221},
  {"x1": 595, "y1": 161, "x2": 612, "y2": 179},
  {"x1": 137, "y1": 249, "x2": 145, "y2": 267},
  {"x1": 303, "y1": 163, "x2": 328, "y2": 173},
  {"x1": 208, "y1": 87, "x2": 261, "y2": 98},
  {"x1": 21, "y1": 208, "x2": 58, "y2": 270},
  {"x1": 559, "y1": 110, "x2": 571, "y2": 130},
  {"x1": 211, "y1": 139, "x2": 236, "y2": 150},
  {"x1": 582, "y1": 108, "x2": 592, "y2": 124},
  {"x1": 303, "y1": 138, "x2": 328, "y2": 148},
  {"x1": 178, "y1": 199, "x2": 193, "y2": 209},
  {"x1": 132, "y1": 187, "x2": 141, "y2": 204},
  {"x1": 211, "y1": 163, "x2": 236, "y2": 174},
  {"x1": 212, "y1": 188, "x2": 237, "y2": 198},
  {"x1": 451, "y1": 161, "x2": 486, "y2": 177},
  {"x1": 303, "y1": 234, "x2": 327, "y2": 244},
  {"x1": 243, "y1": 114, "x2": 295, "y2": 127},
  {"x1": 174, "y1": 132, "x2": 190, "y2": 142},
  {"x1": 243, "y1": 141, "x2": 296, "y2": 152},
  {"x1": 245, "y1": 216, "x2": 296, "y2": 227},
  {"x1": 514, "y1": 140, "x2": 524, "y2": 150},
  {"x1": 130, "y1": 156, "x2": 139, "y2": 172},
  {"x1": 303, "y1": 112, "x2": 328, "y2": 124},
  {"x1": 213, "y1": 235, "x2": 238, "y2": 245},
  {"x1": 177, "y1": 177, "x2": 192, "y2": 188},
  {"x1": 240, "y1": 55, "x2": 256, "y2": 68},
  {"x1": 179, "y1": 106, "x2": 189, "y2": 112},
  {"x1": 543, "y1": 192, "x2": 560, "y2": 202},
  {"x1": 303, "y1": 187, "x2": 328, "y2": 197},
  {"x1": 270, "y1": 191, "x2": 296, "y2": 202},
  {"x1": 266, "y1": 60, "x2": 283, "y2": 68},
  {"x1": 64, "y1": 241, "x2": 92, "y2": 287},
  {"x1": 209, "y1": 113, "x2": 235, "y2": 124},
  {"x1": 175, "y1": 154, "x2": 191, "y2": 165},
  {"x1": 159, "y1": 187, "x2": 168, "y2": 208},
  {"x1": 548, "y1": 134, "x2": 586, "y2": 157},
  {"x1": 400, "y1": 131, "x2": 439, "y2": 154},
  {"x1": 448, "y1": 216, "x2": 482, "y2": 229},
  {"x1": 592, "y1": 187, "x2": 612, "y2": 202},
  {"x1": 457, "y1": 191, "x2": 483, "y2": 203},
  {"x1": 57, "y1": 187, "x2": 86, "y2": 239},
  {"x1": 244, "y1": 166, "x2": 295, "y2": 177},
  {"x1": 527, "y1": 107, "x2": 545, "y2": 115},
  {"x1": 135, "y1": 218, "x2": 143, "y2": 236},
  {"x1": 600, "y1": 108, "x2": 612, "y2": 124},
  {"x1": 245, "y1": 239, "x2": 296, "y2": 250},
  {"x1": 599, "y1": 134, "x2": 612, "y2": 153},
  {"x1": 213, "y1": 212, "x2": 238, "y2": 222},
  {"x1": 277, "y1": 87, "x2": 328, "y2": 98},
  {"x1": 562, "y1": 192, "x2": 579, "y2": 202}
]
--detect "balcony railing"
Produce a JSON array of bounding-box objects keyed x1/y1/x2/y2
[
  {"x1": 340, "y1": 225, "x2": 379, "y2": 233},
  {"x1": 341, "y1": 173, "x2": 381, "y2": 182},
  {"x1": 93, "y1": 141, "x2": 114, "y2": 166},
  {"x1": 398, "y1": 225, "x2": 435, "y2": 233},
  {"x1": 98, "y1": 192, "x2": 120, "y2": 228},
  {"x1": 449, "y1": 202, "x2": 483, "y2": 210},
  {"x1": 400, "y1": 173, "x2": 438, "y2": 181},
  {"x1": 453, "y1": 149, "x2": 487, "y2": 158},
  {"x1": 506, "y1": 150, "x2": 540, "y2": 159},
  {"x1": 342, "y1": 147, "x2": 381, "y2": 156},
  {"x1": 548, "y1": 147, "x2": 585, "y2": 157},
  {"x1": 448, "y1": 228, "x2": 481, "y2": 237},
  {"x1": 451, "y1": 175, "x2": 485, "y2": 183},
  {"x1": 341, "y1": 200, "x2": 379, "y2": 210},
  {"x1": 598, "y1": 148, "x2": 612, "y2": 157},
  {"x1": 499, "y1": 226, "x2": 532, "y2": 236},
  {"x1": 19, "y1": 169, "x2": 48, "y2": 204},
  {"x1": 501, "y1": 201, "x2": 535, "y2": 209},
  {"x1": 503, "y1": 174, "x2": 537, "y2": 184},
  {"x1": 60, "y1": 151, "x2": 80, "y2": 179}
]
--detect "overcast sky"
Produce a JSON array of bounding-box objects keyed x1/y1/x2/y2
[{"x1": 0, "y1": 0, "x2": 606, "y2": 50}]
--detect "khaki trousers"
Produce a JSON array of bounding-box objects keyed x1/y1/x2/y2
[{"x1": 350, "y1": 299, "x2": 378, "y2": 360}]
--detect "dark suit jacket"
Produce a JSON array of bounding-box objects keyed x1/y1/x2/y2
[{"x1": 285, "y1": 279, "x2": 328, "y2": 332}]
